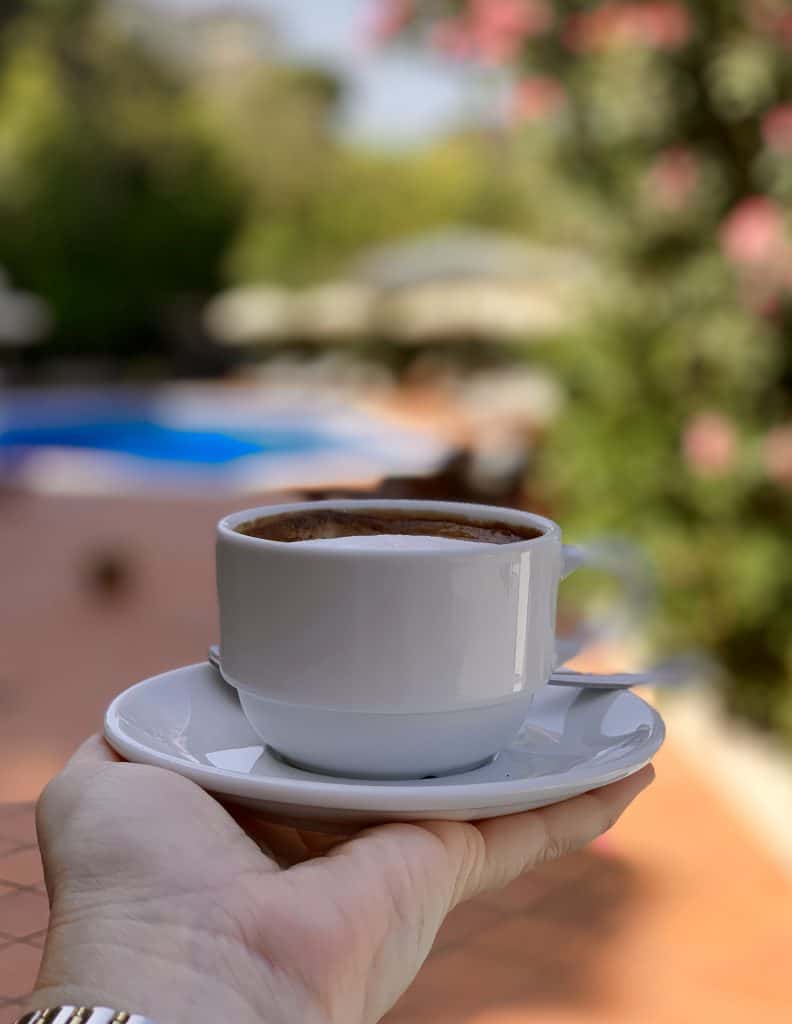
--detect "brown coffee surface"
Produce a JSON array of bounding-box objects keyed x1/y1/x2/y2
[{"x1": 235, "y1": 508, "x2": 542, "y2": 545}]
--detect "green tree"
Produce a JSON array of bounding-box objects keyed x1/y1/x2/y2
[
  {"x1": 223, "y1": 135, "x2": 537, "y2": 285},
  {"x1": 0, "y1": 0, "x2": 242, "y2": 361}
]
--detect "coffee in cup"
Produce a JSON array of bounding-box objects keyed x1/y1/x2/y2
[{"x1": 234, "y1": 507, "x2": 543, "y2": 546}]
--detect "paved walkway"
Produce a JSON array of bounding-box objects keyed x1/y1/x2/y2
[{"x1": 1, "y1": 494, "x2": 790, "y2": 1022}]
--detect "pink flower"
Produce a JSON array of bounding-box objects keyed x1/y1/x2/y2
[
  {"x1": 367, "y1": 0, "x2": 414, "y2": 44},
  {"x1": 512, "y1": 75, "x2": 567, "y2": 121},
  {"x1": 776, "y1": 11, "x2": 792, "y2": 49},
  {"x1": 564, "y1": 2, "x2": 691, "y2": 53},
  {"x1": 431, "y1": 1, "x2": 553, "y2": 64},
  {"x1": 645, "y1": 147, "x2": 699, "y2": 212},
  {"x1": 719, "y1": 197, "x2": 792, "y2": 314},
  {"x1": 470, "y1": 21, "x2": 524, "y2": 63},
  {"x1": 631, "y1": 1, "x2": 691, "y2": 47},
  {"x1": 762, "y1": 105, "x2": 792, "y2": 153},
  {"x1": 470, "y1": 0, "x2": 554, "y2": 64},
  {"x1": 719, "y1": 196, "x2": 787, "y2": 267},
  {"x1": 763, "y1": 425, "x2": 792, "y2": 488},
  {"x1": 748, "y1": 2, "x2": 792, "y2": 50},
  {"x1": 430, "y1": 17, "x2": 475, "y2": 59},
  {"x1": 470, "y1": 0, "x2": 553, "y2": 36},
  {"x1": 682, "y1": 413, "x2": 737, "y2": 477}
]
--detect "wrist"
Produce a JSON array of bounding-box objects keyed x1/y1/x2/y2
[{"x1": 29, "y1": 907, "x2": 325, "y2": 1024}]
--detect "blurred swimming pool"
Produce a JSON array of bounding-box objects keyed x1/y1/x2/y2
[{"x1": 0, "y1": 389, "x2": 447, "y2": 493}]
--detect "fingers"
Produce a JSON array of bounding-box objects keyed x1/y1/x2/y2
[
  {"x1": 37, "y1": 736, "x2": 121, "y2": 832},
  {"x1": 297, "y1": 829, "x2": 349, "y2": 858},
  {"x1": 457, "y1": 764, "x2": 655, "y2": 902},
  {"x1": 220, "y1": 804, "x2": 348, "y2": 868},
  {"x1": 38, "y1": 735, "x2": 120, "y2": 805},
  {"x1": 68, "y1": 733, "x2": 123, "y2": 767},
  {"x1": 307, "y1": 764, "x2": 654, "y2": 912}
]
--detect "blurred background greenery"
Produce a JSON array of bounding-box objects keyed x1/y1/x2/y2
[{"x1": 1, "y1": 0, "x2": 791, "y2": 741}]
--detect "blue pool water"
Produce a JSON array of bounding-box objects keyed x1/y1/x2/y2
[
  {"x1": 0, "y1": 417, "x2": 334, "y2": 464},
  {"x1": 0, "y1": 392, "x2": 350, "y2": 467},
  {"x1": 0, "y1": 389, "x2": 446, "y2": 491}
]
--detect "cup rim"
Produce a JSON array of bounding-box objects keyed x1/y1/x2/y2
[{"x1": 217, "y1": 498, "x2": 560, "y2": 557}]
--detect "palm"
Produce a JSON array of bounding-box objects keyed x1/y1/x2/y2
[{"x1": 36, "y1": 737, "x2": 652, "y2": 1024}]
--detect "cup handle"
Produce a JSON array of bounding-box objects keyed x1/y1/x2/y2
[{"x1": 556, "y1": 539, "x2": 654, "y2": 668}]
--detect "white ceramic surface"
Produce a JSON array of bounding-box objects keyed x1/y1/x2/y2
[
  {"x1": 104, "y1": 663, "x2": 665, "y2": 831},
  {"x1": 217, "y1": 499, "x2": 594, "y2": 776},
  {"x1": 217, "y1": 500, "x2": 566, "y2": 712},
  {"x1": 234, "y1": 685, "x2": 538, "y2": 779}
]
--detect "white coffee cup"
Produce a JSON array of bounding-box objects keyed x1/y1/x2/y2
[{"x1": 216, "y1": 499, "x2": 634, "y2": 779}]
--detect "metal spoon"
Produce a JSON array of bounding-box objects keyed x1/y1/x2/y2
[{"x1": 207, "y1": 645, "x2": 692, "y2": 691}]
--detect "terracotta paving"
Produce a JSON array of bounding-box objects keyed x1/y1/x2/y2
[{"x1": 1, "y1": 493, "x2": 791, "y2": 1022}]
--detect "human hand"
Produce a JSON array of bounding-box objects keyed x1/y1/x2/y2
[{"x1": 30, "y1": 736, "x2": 653, "y2": 1024}]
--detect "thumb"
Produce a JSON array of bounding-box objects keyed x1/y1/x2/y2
[{"x1": 68, "y1": 733, "x2": 123, "y2": 766}]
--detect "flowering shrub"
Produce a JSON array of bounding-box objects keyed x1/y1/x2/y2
[
  {"x1": 682, "y1": 413, "x2": 737, "y2": 478},
  {"x1": 381, "y1": 0, "x2": 792, "y2": 738}
]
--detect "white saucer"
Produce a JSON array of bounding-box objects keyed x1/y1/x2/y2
[{"x1": 104, "y1": 663, "x2": 665, "y2": 831}]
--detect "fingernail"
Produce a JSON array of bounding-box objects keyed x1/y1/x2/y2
[{"x1": 638, "y1": 764, "x2": 656, "y2": 790}]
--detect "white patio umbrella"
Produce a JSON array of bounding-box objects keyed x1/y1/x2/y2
[
  {"x1": 204, "y1": 284, "x2": 293, "y2": 346},
  {"x1": 290, "y1": 281, "x2": 376, "y2": 342},
  {"x1": 0, "y1": 269, "x2": 53, "y2": 348}
]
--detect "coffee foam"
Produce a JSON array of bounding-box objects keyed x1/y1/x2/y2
[
  {"x1": 235, "y1": 508, "x2": 541, "y2": 545},
  {"x1": 291, "y1": 534, "x2": 483, "y2": 551}
]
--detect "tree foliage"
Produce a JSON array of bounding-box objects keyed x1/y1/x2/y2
[
  {"x1": 0, "y1": 0, "x2": 247, "y2": 359},
  {"x1": 0, "y1": 1, "x2": 537, "y2": 364}
]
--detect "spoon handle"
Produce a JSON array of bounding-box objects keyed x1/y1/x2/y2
[
  {"x1": 549, "y1": 671, "x2": 647, "y2": 690},
  {"x1": 550, "y1": 662, "x2": 692, "y2": 690}
]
